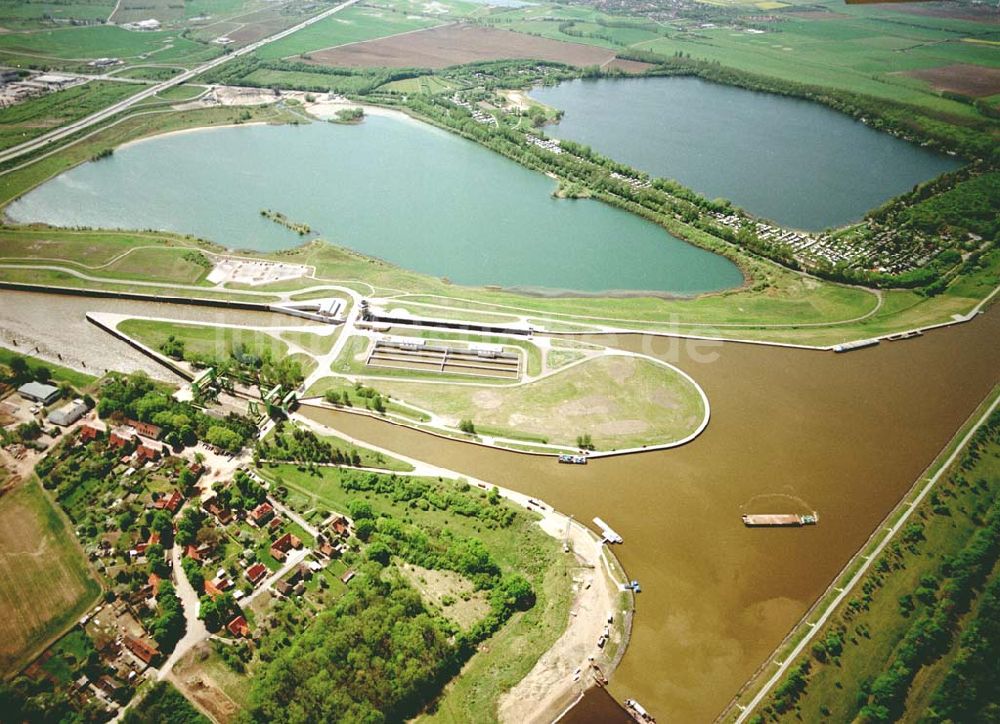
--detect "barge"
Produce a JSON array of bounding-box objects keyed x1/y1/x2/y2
[
  {"x1": 742, "y1": 512, "x2": 818, "y2": 527},
  {"x1": 625, "y1": 698, "x2": 655, "y2": 723},
  {"x1": 833, "y1": 338, "x2": 880, "y2": 353},
  {"x1": 558, "y1": 454, "x2": 587, "y2": 465}
]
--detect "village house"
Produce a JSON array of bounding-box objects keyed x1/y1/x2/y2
[
  {"x1": 153, "y1": 489, "x2": 183, "y2": 514},
  {"x1": 136, "y1": 444, "x2": 162, "y2": 464},
  {"x1": 124, "y1": 418, "x2": 162, "y2": 440},
  {"x1": 270, "y1": 531, "x2": 302, "y2": 562},
  {"x1": 227, "y1": 615, "x2": 250, "y2": 638},
  {"x1": 202, "y1": 496, "x2": 234, "y2": 525},
  {"x1": 248, "y1": 502, "x2": 274, "y2": 527},
  {"x1": 245, "y1": 562, "x2": 268, "y2": 585},
  {"x1": 123, "y1": 636, "x2": 160, "y2": 667},
  {"x1": 330, "y1": 516, "x2": 350, "y2": 537},
  {"x1": 109, "y1": 430, "x2": 135, "y2": 450},
  {"x1": 79, "y1": 425, "x2": 100, "y2": 443}
]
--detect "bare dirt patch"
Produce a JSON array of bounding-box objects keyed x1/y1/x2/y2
[
  {"x1": 172, "y1": 642, "x2": 249, "y2": 724},
  {"x1": 398, "y1": 562, "x2": 490, "y2": 630},
  {"x1": 306, "y1": 24, "x2": 634, "y2": 69},
  {"x1": 904, "y1": 64, "x2": 1000, "y2": 98},
  {"x1": 885, "y1": 2, "x2": 999, "y2": 24}
]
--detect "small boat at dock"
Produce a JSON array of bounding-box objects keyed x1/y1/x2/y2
[
  {"x1": 742, "y1": 512, "x2": 818, "y2": 527},
  {"x1": 558, "y1": 454, "x2": 587, "y2": 464}
]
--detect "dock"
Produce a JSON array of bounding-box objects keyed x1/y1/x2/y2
[
  {"x1": 593, "y1": 517, "x2": 623, "y2": 544},
  {"x1": 742, "y1": 512, "x2": 818, "y2": 527}
]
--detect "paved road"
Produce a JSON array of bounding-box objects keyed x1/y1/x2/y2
[
  {"x1": 159, "y1": 536, "x2": 210, "y2": 681},
  {"x1": 0, "y1": 0, "x2": 360, "y2": 165}
]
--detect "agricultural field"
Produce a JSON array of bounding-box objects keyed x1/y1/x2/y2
[
  {"x1": 306, "y1": 22, "x2": 627, "y2": 69},
  {"x1": 375, "y1": 354, "x2": 706, "y2": 450},
  {"x1": 0, "y1": 24, "x2": 218, "y2": 66},
  {"x1": 0, "y1": 81, "x2": 139, "y2": 152},
  {"x1": 252, "y1": 4, "x2": 442, "y2": 60},
  {"x1": 0, "y1": 0, "x2": 115, "y2": 30},
  {"x1": 489, "y1": 0, "x2": 1000, "y2": 117},
  {"x1": 904, "y1": 63, "x2": 1000, "y2": 98},
  {"x1": 109, "y1": 0, "x2": 185, "y2": 25},
  {"x1": 0, "y1": 481, "x2": 101, "y2": 676}
]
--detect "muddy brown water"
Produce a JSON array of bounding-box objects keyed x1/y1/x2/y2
[
  {"x1": 303, "y1": 306, "x2": 1000, "y2": 722},
  {"x1": 3, "y1": 288, "x2": 997, "y2": 720}
]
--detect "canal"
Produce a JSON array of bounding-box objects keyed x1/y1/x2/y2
[
  {"x1": 530, "y1": 77, "x2": 962, "y2": 230},
  {"x1": 2, "y1": 288, "x2": 997, "y2": 719},
  {"x1": 5, "y1": 115, "x2": 743, "y2": 296},
  {"x1": 298, "y1": 307, "x2": 1000, "y2": 721}
]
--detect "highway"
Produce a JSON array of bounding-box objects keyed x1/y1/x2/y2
[{"x1": 0, "y1": 0, "x2": 360, "y2": 166}]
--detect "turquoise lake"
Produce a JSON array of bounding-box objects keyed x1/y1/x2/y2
[
  {"x1": 530, "y1": 77, "x2": 962, "y2": 230},
  {"x1": 7, "y1": 115, "x2": 743, "y2": 295}
]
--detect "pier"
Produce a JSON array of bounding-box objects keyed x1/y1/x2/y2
[{"x1": 593, "y1": 517, "x2": 623, "y2": 544}]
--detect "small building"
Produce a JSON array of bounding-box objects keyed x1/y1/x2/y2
[
  {"x1": 330, "y1": 516, "x2": 350, "y2": 537},
  {"x1": 275, "y1": 580, "x2": 293, "y2": 597},
  {"x1": 79, "y1": 425, "x2": 101, "y2": 442},
  {"x1": 125, "y1": 418, "x2": 162, "y2": 440},
  {"x1": 245, "y1": 562, "x2": 267, "y2": 585},
  {"x1": 17, "y1": 381, "x2": 60, "y2": 405},
  {"x1": 123, "y1": 636, "x2": 160, "y2": 667},
  {"x1": 270, "y1": 532, "x2": 302, "y2": 562},
  {"x1": 48, "y1": 398, "x2": 88, "y2": 426},
  {"x1": 137, "y1": 444, "x2": 162, "y2": 463},
  {"x1": 341, "y1": 569, "x2": 356, "y2": 584},
  {"x1": 248, "y1": 502, "x2": 274, "y2": 527},
  {"x1": 227, "y1": 615, "x2": 250, "y2": 638},
  {"x1": 185, "y1": 544, "x2": 202, "y2": 562},
  {"x1": 109, "y1": 429, "x2": 135, "y2": 449},
  {"x1": 154, "y1": 489, "x2": 183, "y2": 514}
]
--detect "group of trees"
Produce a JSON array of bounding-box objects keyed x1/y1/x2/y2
[
  {"x1": 857, "y1": 498, "x2": 1000, "y2": 721},
  {"x1": 123, "y1": 682, "x2": 206, "y2": 724},
  {"x1": 97, "y1": 372, "x2": 255, "y2": 453},
  {"x1": 244, "y1": 573, "x2": 453, "y2": 723},
  {"x1": 340, "y1": 471, "x2": 518, "y2": 529},
  {"x1": 256, "y1": 425, "x2": 362, "y2": 467},
  {"x1": 148, "y1": 581, "x2": 185, "y2": 653}
]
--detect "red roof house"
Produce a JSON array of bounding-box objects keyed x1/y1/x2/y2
[
  {"x1": 245, "y1": 562, "x2": 267, "y2": 585},
  {"x1": 227, "y1": 615, "x2": 250, "y2": 638},
  {"x1": 154, "y1": 489, "x2": 183, "y2": 514},
  {"x1": 79, "y1": 425, "x2": 100, "y2": 442},
  {"x1": 248, "y1": 502, "x2": 274, "y2": 527},
  {"x1": 125, "y1": 418, "x2": 162, "y2": 440},
  {"x1": 270, "y1": 532, "x2": 302, "y2": 562},
  {"x1": 123, "y1": 636, "x2": 160, "y2": 666}
]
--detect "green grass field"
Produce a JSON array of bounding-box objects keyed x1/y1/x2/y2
[
  {"x1": 376, "y1": 353, "x2": 705, "y2": 450},
  {"x1": 0, "y1": 481, "x2": 101, "y2": 676},
  {"x1": 0, "y1": 0, "x2": 115, "y2": 29},
  {"x1": 118, "y1": 318, "x2": 289, "y2": 360},
  {"x1": 0, "y1": 81, "x2": 140, "y2": 152},
  {"x1": 0, "y1": 25, "x2": 217, "y2": 64},
  {"x1": 253, "y1": 5, "x2": 442, "y2": 61},
  {"x1": 263, "y1": 425, "x2": 413, "y2": 472},
  {"x1": 0, "y1": 347, "x2": 97, "y2": 389}
]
